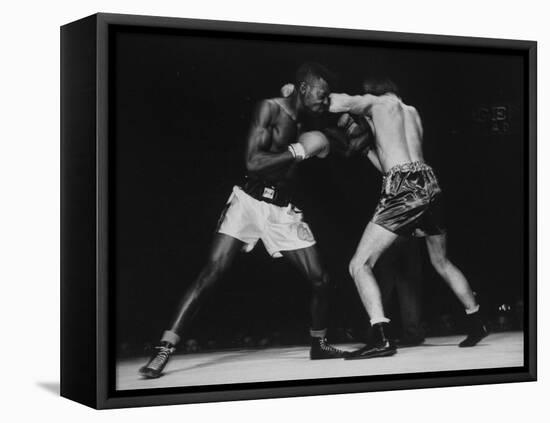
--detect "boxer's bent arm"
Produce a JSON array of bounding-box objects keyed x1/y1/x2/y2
[
  {"x1": 245, "y1": 100, "x2": 295, "y2": 175},
  {"x1": 324, "y1": 127, "x2": 372, "y2": 159},
  {"x1": 321, "y1": 127, "x2": 351, "y2": 157},
  {"x1": 324, "y1": 113, "x2": 375, "y2": 158}
]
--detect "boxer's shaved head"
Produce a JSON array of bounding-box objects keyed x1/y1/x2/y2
[
  {"x1": 295, "y1": 62, "x2": 335, "y2": 115},
  {"x1": 362, "y1": 77, "x2": 399, "y2": 96}
]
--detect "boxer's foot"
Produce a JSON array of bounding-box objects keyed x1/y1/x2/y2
[
  {"x1": 345, "y1": 322, "x2": 396, "y2": 360},
  {"x1": 459, "y1": 311, "x2": 488, "y2": 347},
  {"x1": 310, "y1": 337, "x2": 348, "y2": 359},
  {"x1": 139, "y1": 342, "x2": 175, "y2": 378}
]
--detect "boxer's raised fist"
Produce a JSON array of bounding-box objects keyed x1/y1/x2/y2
[{"x1": 329, "y1": 93, "x2": 353, "y2": 113}]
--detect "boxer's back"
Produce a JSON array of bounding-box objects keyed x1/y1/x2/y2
[
  {"x1": 369, "y1": 95, "x2": 414, "y2": 171},
  {"x1": 402, "y1": 104, "x2": 425, "y2": 163}
]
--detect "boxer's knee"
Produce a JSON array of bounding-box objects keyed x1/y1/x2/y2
[
  {"x1": 348, "y1": 256, "x2": 375, "y2": 280},
  {"x1": 348, "y1": 259, "x2": 361, "y2": 280}
]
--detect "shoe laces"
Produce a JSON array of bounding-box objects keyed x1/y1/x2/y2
[
  {"x1": 319, "y1": 338, "x2": 341, "y2": 353},
  {"x1": 149, "y1": 345, "x2": 173, "y2": 370}
]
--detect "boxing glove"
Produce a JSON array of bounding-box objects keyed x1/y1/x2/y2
[
  {"x1": 329, "y1": 93, "x2": 355, "y2": 113},
  {"x1": 297, "y1": 131, "x2": 330, "y2": 159},
  {"x1": 281, "y1": 83, "x2": 295, "y2": 98}
]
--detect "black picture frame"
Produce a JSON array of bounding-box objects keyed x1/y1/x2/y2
[{"x1": 60, "y1": 12, "x2": 537, "y2": 409}]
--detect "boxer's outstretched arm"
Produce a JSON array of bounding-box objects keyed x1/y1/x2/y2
[
  {"x1": 329, "y1": 93, "x2": 376, "y2": 115},
  {"x1": 245, "y1": 100, "x2": 295, "y2": 175}
]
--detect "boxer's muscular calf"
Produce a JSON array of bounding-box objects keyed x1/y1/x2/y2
[
  {"x1": 282, "y1": 246, "x2": 331, "y2": 331},
  {"x1": 426, "y1": 234, "x2": 478, "y2": 311},
  {"x1": 348, "y1": 222, "x2": 399, "y2": 323},
  {"x1": 167, "y1": 233, "x2": 244, "y2": 337}
]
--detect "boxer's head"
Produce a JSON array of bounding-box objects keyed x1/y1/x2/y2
[
  {"x1": 295, "y1": 62, "x2": 334, "y2": 115},
  {"x1": 362, "y1": 77, "x2": 399, "y2": 97}
]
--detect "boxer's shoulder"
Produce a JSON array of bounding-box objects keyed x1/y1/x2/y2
[
  {"x1": 256, "y1": 98, "x2": 282, "y2": 117},
  {"x1": 257, "y1": 98, "x2": 277, "y2": 111},
  {"x1": 403, "y1": 103, "x2": 418, "y2": 115},
  {"x1": 402, "y1": 104, "x2": 422, "y2": 127},
  {"x1": 377, "y1": 94, "x2": 402, "y2": 107},
  {"x1": 253, "y1": 98, "x2": 279, "y2": 126},
  {"x1": 266, "y1": 97, "x2": 296, "y2": 122}
]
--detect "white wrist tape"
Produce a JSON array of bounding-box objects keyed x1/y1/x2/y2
[{"x1": 289, "y1": 143, "x2": 306, "y2": 160}]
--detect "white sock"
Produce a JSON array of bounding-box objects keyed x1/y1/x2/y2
[
  {"x1": 465, "y1": 304, "x2": 480, "y2": 315},
  {"x1": 310, "y1": 328, "x2": 327, "y2": 338},
  {"x1": 370, "y1": 317, "x2": 390, "y2": 326},
  {"x1": 161, "y1": 330, "x2": 180, "y2": 346}
]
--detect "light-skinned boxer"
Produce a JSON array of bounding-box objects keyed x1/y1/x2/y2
[
  {"x1": 280, "y1": 79, "x2": 488, "y2": 358},
  {"x1": 323, "y1": 78, "x2": 488, "y2": 359}
]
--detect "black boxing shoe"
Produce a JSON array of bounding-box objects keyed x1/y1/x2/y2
[
  {"x1": 345, "y1": 322, "x2": 396, "y2": 360},
  {"x1": 139, "y1": 342, "x2": 175, "y2": 378},
  {"x1": 310, "y1": 337, "x2": 348, "y2": 359},
  {"x1": 459, "y1": 311, "x2": 488, "y2": 347}
]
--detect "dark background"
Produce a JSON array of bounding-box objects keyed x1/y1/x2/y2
[{"x1": 111, "y1": 27, "x2": 526, "y2": 354}]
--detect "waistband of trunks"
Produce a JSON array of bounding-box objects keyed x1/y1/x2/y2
[
  {"x1": 242, "y1": 176, "x2": 293, "y2": 207},
  {"x1": 384, "y1": 161, "x2": 432, "y2": 176}
]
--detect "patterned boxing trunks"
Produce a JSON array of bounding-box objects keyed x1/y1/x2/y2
[{"x1": 372, "y1": 161, "x2": 446, "y2": 237}]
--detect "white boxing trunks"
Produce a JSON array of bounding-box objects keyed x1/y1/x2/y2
[{"x1": 217, "y1": 186, "x2": 316, "y2": 258}]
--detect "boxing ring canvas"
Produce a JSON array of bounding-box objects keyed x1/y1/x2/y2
[{"x1": 61, "y1": 13, "x2": 537, "y2": 409}]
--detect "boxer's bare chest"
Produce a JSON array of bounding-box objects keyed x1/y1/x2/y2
[{"x1": 268, "y1": 113, "x2": 300, "y2": 153}]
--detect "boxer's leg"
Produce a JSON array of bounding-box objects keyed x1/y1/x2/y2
[
  {"x1": 346, "y1": 222, "x2": 399, "y2": 359},
  {"x1": 139, "y1": 233, "x2": 244, "y2": 378},
  {"x1": 281, "y1": 246, "x2": 346, "y2": 359},
  {"x1": 349, "y1": 222, "x2": 398, "y2": 324},
  {"x1": 167, "y1": 233, "x2": 245, "y2": 337},
  {"x1": 426, "y1": 234, "x2": 487, "y2": 347},
  {"x1": 282, "y1": 246, "x2": 329, "y2": 331},
  {"x1": 425, "y1": 234, "x2": 476, "y2": 310},
  {"x1": 371, "y1": 244, "x2": 399, "y2": 345}
]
